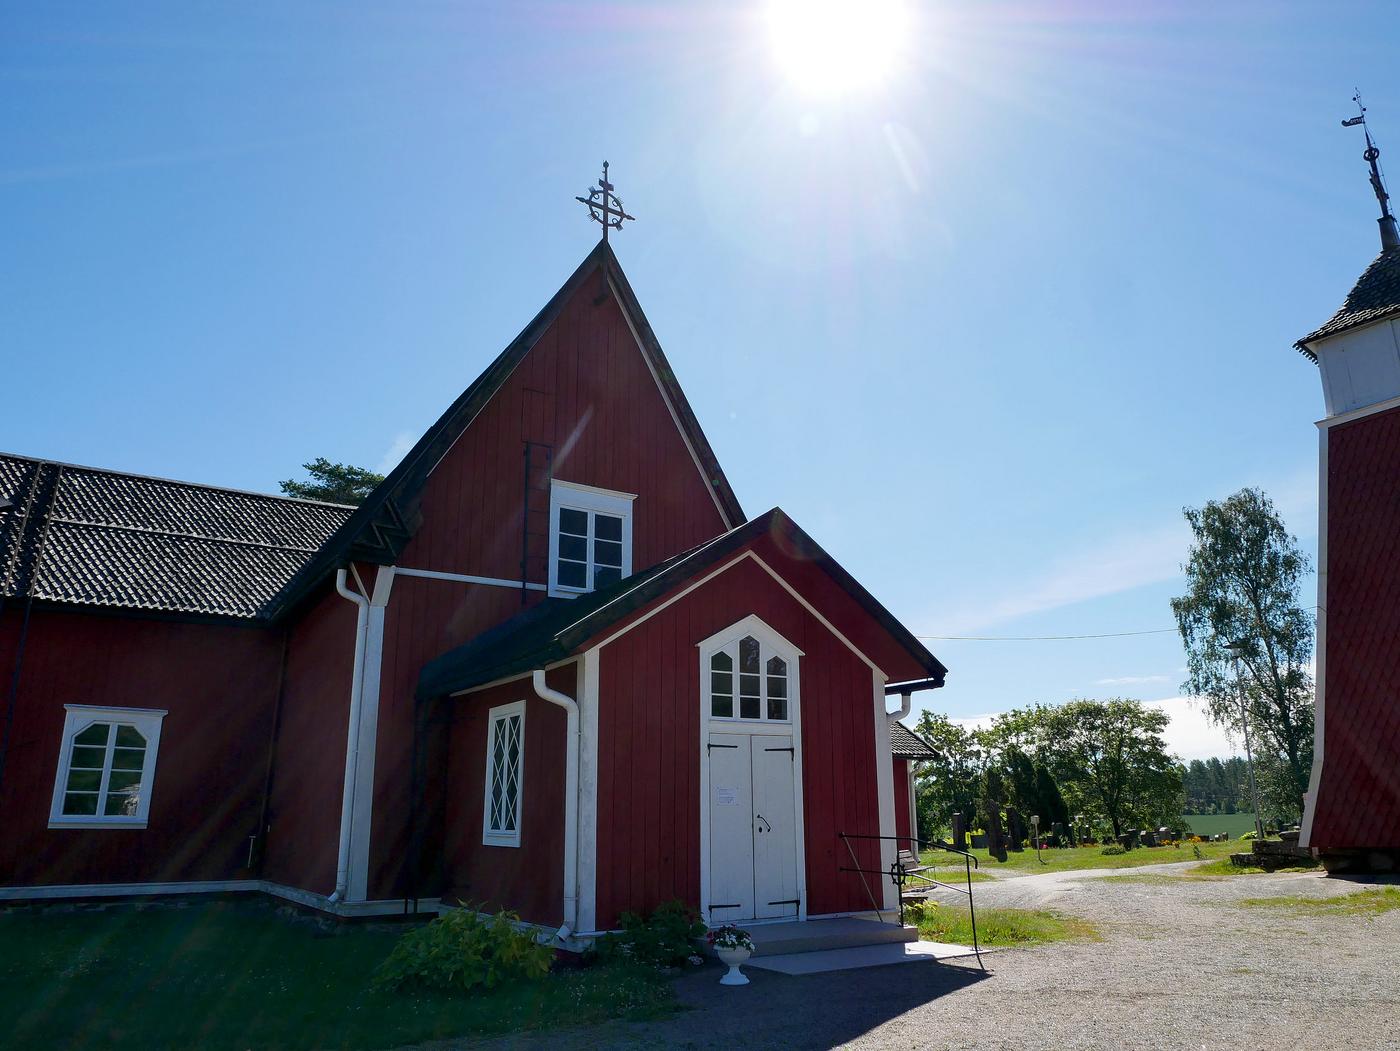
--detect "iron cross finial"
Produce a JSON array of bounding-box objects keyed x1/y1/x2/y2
[{"x1": 575, "y1": 160, "x2": 636, "y2": 246}]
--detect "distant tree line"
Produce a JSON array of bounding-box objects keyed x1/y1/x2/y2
[
  {"x1": 1178, "y1": 757, "x2": 1252, "y2": 815},
  {"x1": 912, "y1": 697, "x2": 1184, "y2": 849}
]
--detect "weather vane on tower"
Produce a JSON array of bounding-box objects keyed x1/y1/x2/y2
[
  {"x1": 575, "y1": 161, "x2": 636, "y2": 247},
  {"x1": 1343, "y1": 92, "x2": 1400, "y2": 251}
]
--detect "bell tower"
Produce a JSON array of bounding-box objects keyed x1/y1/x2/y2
[{"x1": 1295, "y1": 98, "x2": 1400, "y2": 866}]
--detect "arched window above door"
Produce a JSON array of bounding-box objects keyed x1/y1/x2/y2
[{"x1": 701, "y1": 617, "x2": 801, "y2": 724}]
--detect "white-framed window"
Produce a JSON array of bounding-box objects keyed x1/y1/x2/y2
[
  {"x1": 482, "y1": 700, "x2": 525, "y2": 847},
  {"x1": 700, "y1": 616, "x2": 802, "y2": 725},
  {"x1": 48, "y1": 705, "x2": 166, "y2": 829},
  {"x1": 547, "y1": 479, "x2": 634, "y2": 597}
]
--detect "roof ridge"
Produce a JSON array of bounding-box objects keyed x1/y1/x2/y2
[{"x1": 0, "y1": 450, "x2": 358, "y2": 511}]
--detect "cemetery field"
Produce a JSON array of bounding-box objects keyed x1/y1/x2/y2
[
  {"x1": 1181, "y1": 812, "x2": 1259, "y2": 838},
  {"x1": 921, "y1": 838, "x2": 1241, "y2": 875}
]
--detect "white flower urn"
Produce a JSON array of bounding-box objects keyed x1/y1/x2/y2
[{"x1": 716, "y1": 945, "x2": 752, "y2": 985}]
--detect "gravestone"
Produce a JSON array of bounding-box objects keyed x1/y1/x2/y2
[
  {"x1": 1006, "y1": 807, "x2": 1026, "y2": 851},
  {"x1": 952, "y1": 812, "x2": 967, "y2": 851}
]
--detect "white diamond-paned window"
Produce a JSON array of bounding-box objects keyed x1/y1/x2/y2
[
  {"x1": 49, "y1": 705, "x2": 166, "y2": 828},
  {"x1": 708, "y1": 633, "x2": 793, "y2": 723},
  {"x1": 483, "y1": 701, "x2": 525, "y2": 847},
  {"x1": 548, "y1": 480, "x2": 634, "y2": 597}
]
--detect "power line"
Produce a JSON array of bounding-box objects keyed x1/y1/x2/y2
[{"x1": 915, "y1": 628, "x2": 1179, "y2": 642}]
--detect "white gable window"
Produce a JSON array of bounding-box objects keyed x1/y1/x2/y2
[
  {"x1": 483, "y1": 700, "x2": 525, "y2": 847},
  {"x1": 49, "y1": 705, "x2": 166, "y2": 828},
  {"x1": 700, "y1": 616, "x2": 802, "y2": 725},
  {"x1": 547, "y1": 480, "x2": 634, "y2": 597}
]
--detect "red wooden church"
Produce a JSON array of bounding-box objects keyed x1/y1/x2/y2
[
  {"x1": 0, "y1": 220, "x2": 946, "y2": 936},
  {"x1": 1296, "y1": 118, "x2": 1400, "y2": 868}
]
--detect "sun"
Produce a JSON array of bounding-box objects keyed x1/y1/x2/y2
[{"x1": 765, "y1": 0, "x2": 909, "y2": 97}]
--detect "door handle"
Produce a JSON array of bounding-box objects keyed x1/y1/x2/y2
[{"x1": 755, "y1": 813, "x2": 772, "y2": 834}]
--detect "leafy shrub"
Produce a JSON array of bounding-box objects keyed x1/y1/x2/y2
[
  {"x1": 373, "y1": 906, "x2": 552, "y2": 994},
  {"x1": 592, "y1": 900, "x2": 705, "y2": 968},
  {"x1": 1100, "y1": 844, "x2": 1126, "y2": 856},
  {"x1": 1240, "y1": 831, "x2": 1258, "y2": 841}
]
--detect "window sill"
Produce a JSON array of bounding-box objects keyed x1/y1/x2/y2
[
  {"x1": 481, "y1": 836, "x2": 522, "y2": 849},
  {"x1": 48, "y1": 819, "x2": 149, "y2": 830}
]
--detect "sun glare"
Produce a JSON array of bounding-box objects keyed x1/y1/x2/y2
[{"x1": 765, "y1": 0, "x2": 909, "y2": 97}]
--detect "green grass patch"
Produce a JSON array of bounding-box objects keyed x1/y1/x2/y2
[
  {"x1": 909, "y1": 901, "x2": 1098, "y2": 947},
  {"x1": 1236, "y1": 887, "x2": 1400, "y2": 917},
  {"x1": 921, "y1": 839, "x2": 1240, "y2": 875},
  {"x1": 1188, "y1": 856, "x2": 1319, "y2": 877},
  {"x1": 1180, "y1": 813, "x2": 1259, "y2": 838},
  {"x1": 0, "y1": 900, "x2": 676, "y2": 1051},
  {"x1": 1101, "y1": 855, "x2": 1319, "y2": 883},
  {"x1": 912, "y1": 864, "x2": 995, "y2": 885}
]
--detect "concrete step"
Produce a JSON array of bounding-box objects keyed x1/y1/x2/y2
[
  {"x1": 741, "y1": 916, "x2": 917, "y2": 956},
  {"x1": 746, "y1": 939, "x2": 978, "y2": 975}
]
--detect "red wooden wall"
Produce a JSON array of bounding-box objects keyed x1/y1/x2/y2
[
  {"x1": 392, "y1": 279, "x2": 730, "y2": 582},
  {"x1": 1311, "y1": 408, "x2": 1400, "y2": 849},
  {"x1": 0, "y1": 609, "x2": 282, "y2": 887},
  {"x1": 367, "y1": 574, "x2": 546, "y2": 898},
  {"x1": 437, "y1": 669, "x2": 570, "y2": 925},
  {"x1": 365, "y1": 272, "x2": 732, "y2": 898},
  {"x1": 893, "y1": 758, "x2": 912, "y2": 842},
  {"x1": 260, "y1": 582, "x2": 356, "y2": 894},
  {"x1": 592, "y1": 554, "x2": 888, "y2": 928}
]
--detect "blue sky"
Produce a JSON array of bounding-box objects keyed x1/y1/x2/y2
[{"x1": 4, "y1": 2, "x2": 1394, "y2": 760}]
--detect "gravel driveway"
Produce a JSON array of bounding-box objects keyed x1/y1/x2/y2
[{"x1": 454, "y1": 864, "x2": 1400, "y2": 1051}]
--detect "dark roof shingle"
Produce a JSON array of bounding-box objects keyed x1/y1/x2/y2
[
  {"x1": 0, "y1": 454, "x2": 353, "y2": 619},
  {"x1": 1295, "y1": 249, "x2": 1400, "y2": 358},
  {"x1": 890, "y1": 721, "x2": 939, "y2": 760}
]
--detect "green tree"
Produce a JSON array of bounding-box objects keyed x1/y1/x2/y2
[
  {"x1": 911, "y1": 711, "x2": 984, "y2": 839},
  {"x1": 1039, "y1": 699, "x2": 1181, "y2": 837},
  {"x1": 279, "y1": 458, "x2": 385, "y2": 505},
  {"x1": 1033, "y1": 762, "x2": 1069, "y2": 830},
  {"x1": 1171, "y1": 488, "x2": 1314, "y2": 817}
]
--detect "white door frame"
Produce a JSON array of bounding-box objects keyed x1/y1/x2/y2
[{"x1": 698, "y1": 614, "x2": 806, "y2": 926}]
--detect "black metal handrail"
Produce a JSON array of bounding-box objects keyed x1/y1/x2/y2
[{"x1": 838, "y1": 831, "x2": 984, "y2": 970}]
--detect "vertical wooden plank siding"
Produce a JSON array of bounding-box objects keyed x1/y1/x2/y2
[
  {"x1": 365, "y1": 278, "x2": 730, "y2": 899},
  {"x1": 593, "y1": 556, "x2": 890, "y2": 928},
  {"x1": 892, "y1": 759, "x2": 911, "y2": 841},
  {"x1": 261, "y1": 584, "x2": 357, "y2": 893},
  {"x1": 0, "y1": 609, "x2": 283, "y2": 888},
  {"x1": 1311, "y1": 407, "x2": 1400, "y2": 849},
  {"x1": 438, "y1": 670, "x2": 569, "y2": 925}
]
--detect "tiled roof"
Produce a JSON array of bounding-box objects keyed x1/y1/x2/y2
[
  {"x1": 890, "y1": 721, "x2": 939, "y2": 760},
  {"x1": 1295, "y1": 249, "x2": 1400, "y2": 358},
  {"x1": 0, "y1": 453, "x2": 353, "y2": 620}
]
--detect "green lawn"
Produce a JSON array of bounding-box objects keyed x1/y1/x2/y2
[
  {"x1": 1181, "y1": 813, "x2": 1259, "y2": 838},
  {"x1": 1237, "y1": 887, "x2": 1400, "y2": 916},
  {"x1": 910, "y1": 901, "x2": 1098, "y2": 947},
  {"x1": 921, "y1": 838, "x2": 1240, "y2": 875},
  {"x1": 0, "y1": 900, "x2": 675, "y2": 1051}
]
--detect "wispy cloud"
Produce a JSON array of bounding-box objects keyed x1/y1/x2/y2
[
  {"x1": 377, "y1": 432, "x2": 416, "y2": 474},
  {"x1": 930, "y1": 521, "x2": 1188, "y2": 635},
  {"x1": 1095, "y1": 674, "x2": 1171, "y2": 687}
]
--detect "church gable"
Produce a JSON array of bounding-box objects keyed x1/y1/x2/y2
[
  {"x1": 266, "y1": 242, "x2": 742, "y2": 617},
  {"x1": 399, "y1": 260, "x2": 738, "y2": 584}
]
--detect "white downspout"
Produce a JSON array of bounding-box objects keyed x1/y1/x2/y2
[
  {"x1": 886, "y1": 692, "x2": 912, "y2": 721},
  {"x1": 331, "y1": 568, "x2": 370, "y2": 904},
  {"x1": 530, "y1": 669, "x2": 579, "y2": 938}
]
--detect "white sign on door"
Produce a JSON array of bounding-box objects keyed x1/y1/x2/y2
[{"x1": 714, "y1": 786, "x2": 739, "y2": 806}]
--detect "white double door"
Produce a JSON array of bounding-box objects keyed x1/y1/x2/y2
[{"x1": 707, "y1": 732, "x2": 800, "y2": 922}]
